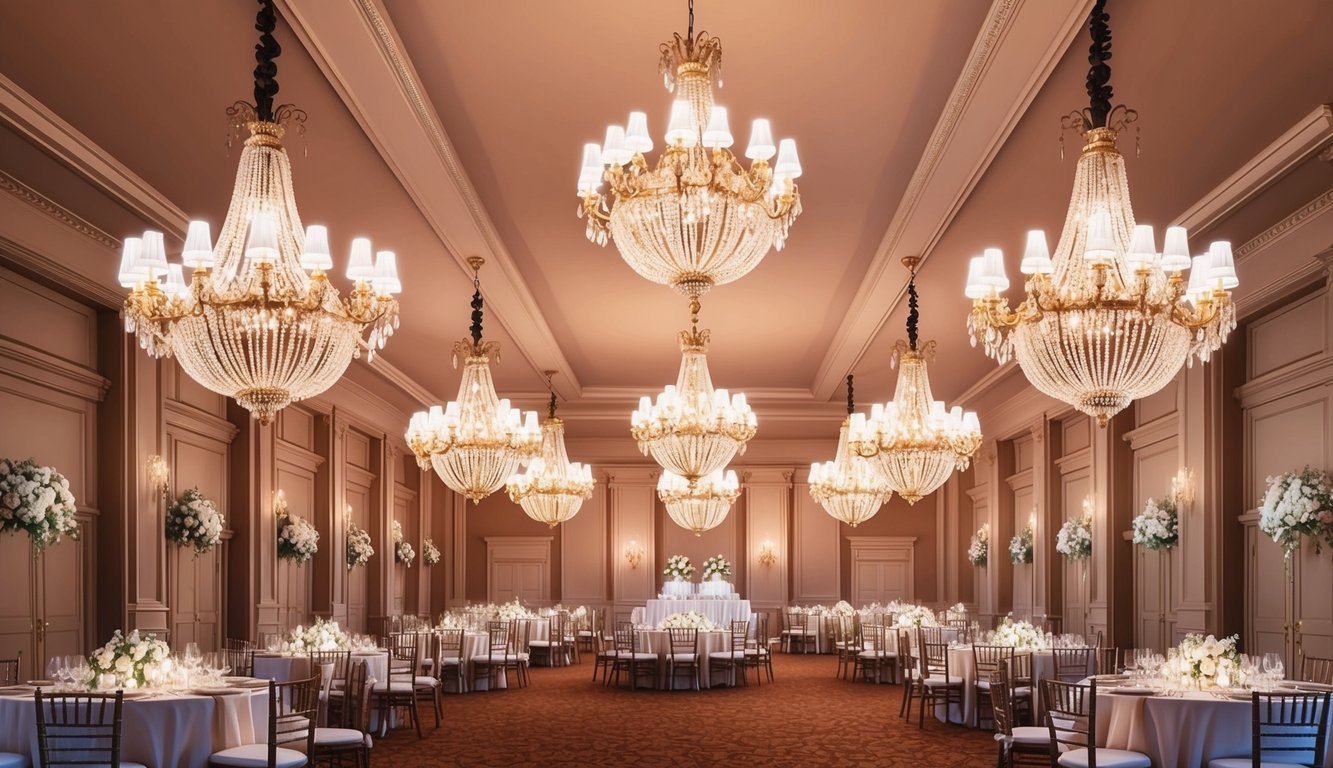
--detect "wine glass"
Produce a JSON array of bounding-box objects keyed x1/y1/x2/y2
[
  {"x1": 1124, "y1": 648, "x2": 1140, "y2": 678},
  {"x1": 46, "y1": 655, "x2": 62, "y2": 687},
  {"x1": 1262, "y1": 652, "x2": 1281, "y2": 683},
  {"x1": 185, "y1": 642, "x2": 202, "y2": 669}
]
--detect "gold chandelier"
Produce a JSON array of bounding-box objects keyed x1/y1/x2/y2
[
  {"x1": 406, "y1": 258, "x2": 540, "y2": 502},
  {"x1": 119, "y1": 0, "x2": 399, "y2": 425},
  {"x1": 659, "y1": 468, "x2": 740, "y2": 536},
  {"x1": 631, "y1": 298, "x2": 756, "y2": 484},
  {"x1": 965, "y1": 0, "x2": 1237, "y2": 426},
  {"x1": 852, "y1": 258, "x2": 982, "y2": 504},
  {"x1": 810, "y1": 375, "x2": 893, "y2": 527},
  {"x1": 576, "y1": 0, "x2": 801, "y2": 297},
  {"x1": 506, "y1": 373, "x2": 595, "y2": 527}
]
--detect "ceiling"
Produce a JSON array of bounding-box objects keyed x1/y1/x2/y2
[{"x1": 2, "y1": 0, "x2": 1332, "y2": 444}]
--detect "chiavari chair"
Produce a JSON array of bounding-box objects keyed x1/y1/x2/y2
[
  {"x1": 208, "y1": 674, "x2": 320, "y2": 767},
  {"x1": 989, "y1": 659, "x2": 1049, "y2": 767},
  {"x1": 36, "y1": 689, "x2": 144, "y2": 768},
  {"x1": 666, "y1": 627, "x2": 702, "y2": 691},
  {"x1": 707, "y1": 620, "x2": 749, "y2": 687},
  {"x1": 313, "y1": 659, "x2": 373, "y2": 768},
  {"x1": 917, "y1": 634, "x2": 964, "y2": 728},
  {"x1": 1207, "y1": 690, "x2": 1330, "y2": 768},
  {"x1": 1040, "y1": 678, "x2": 1150, "y2": 768},
  {"x1": 1300, "y1": 656, "x2": 1333, "y2": 685}
]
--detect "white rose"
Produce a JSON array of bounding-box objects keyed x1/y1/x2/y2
[{"x1": 114, "y1": 655, "x2": 132, "y2": 672}]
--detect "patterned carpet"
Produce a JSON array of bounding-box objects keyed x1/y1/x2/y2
[{"x1": 373, "y1": 653, "x2": 999, "y2": 767}]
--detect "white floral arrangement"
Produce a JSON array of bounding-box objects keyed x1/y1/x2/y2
[
  {"x1": 993, "y1": 617, "x2": 1045, "y2": 649},
  {"x1": 422, "y1": 538, "x2": 441, "y2": 566},
  {"x1": 166, "y1": 488, "x2": 224, "y2": 556},
  {"x1": 946, "y1": 602, "x2": 967, "y2": 620},
  {"x1": 1009, "y1": 527, "x2": 1033, "y2": 564},
  {"x1": 1056, "y1": 514, "x2": 1093, "y2": 560},
  {"x1": 345, "y1": 522, "x2": 374, "y2": 569},
  {"x1": 701, "y1": 554, "x2": 731, "y2": 580},
  {"x1": 275, "y1": 493, "x2": 318, "y2": 565},
  {"x1": 392, "y1": 520, "x2": 415, "y2": 567},
  {"x1": 0, "y1": 458, "x2": 79, "y2": 552},
  {"x1": 1259, "y1": 467, "x2": 1333, "y2": 556},
  {"x1": 495, "y1": 597, "x2": 533, "y2": 622},
  {"x1": 437, "y1": 612, "x2": 467, "y2": 630},
  {"x1": 892, "y1": 604, "x2": 940, "y2": 628},
  {"x1": 662, "y1": 554, "x2": 695, "y2": 580},
  {"x1": 831, "y1": 600, "x2": 855, "y2": 617},
  {"x1": 1132, "y1": 497, "x2": 1178, "y2": 550},
  {"x1": 658, "y1": 611, "x2": 715, "y2": 631},
  {"x1": 1168, "y1": 633, "x2": 1239, "y2": 687},
  {"x1": 284, "y1": 617, "x2": 349, "y2": 654},
  {"x1": 967, "y1": 523, "x2": 989, "y2": 566},
  {"x1": 89, "y1": 629, "x2": 170, "y2": 689}
]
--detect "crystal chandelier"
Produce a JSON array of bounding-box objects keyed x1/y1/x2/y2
[
  {"x1": 506, "y1": 373, "x2": 595, "y2": 527},
  {"x1": 810, "y1": 375, "x2": 894, "y2": 527},
  {"x1": 406, "y1": 258, "x2": 540, "y2": 502},
  {"x1": 576, "y1": 0, "x2": 802, "y2": 298},
  {"x1": 851, "y1": 258, "x2": 982, "y2": 505},
  {"x1": 659, "y1": 468, "x2": 740, "y2": 536},
  {"x1": 119, "y1": 0, "x2": 400, "y2": 425},
  {"x1": 965, "y1": 0, "x2": 1238, "y2": 426},
  {"x1": 631, "y1": 298, "x2": 757, "y2": 484}
]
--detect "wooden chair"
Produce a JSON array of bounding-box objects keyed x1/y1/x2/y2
[
  {"x1": 707, "y1": 620, "x2": 749, "y2": 687},
  {"x1": 1051, "y1": 646, "x2": 1094, "y2": 683},
  {"x1": 402, "y1": 632, "x2": 442, "y2": 727},
  {"x1": 35, "y1": 689, "x2": 146, "y2": 768},
  {"x1": 989, "y1": 660, "x2": 1049, "y2": 767},
  {"x1": 0, "y1": 651, "x2": 19, "y2": 686},
  {"x1": 508, "y1": 619, "x2": 533, "y2": 687},
  {"x1": 469, "y1": 620, "x2": 510, "y2": 693},
  {"x1": 851, "y1": 623, "x2": 893, "y2": 684},
  {"x1": 1301, "y1": 656, "x2": 1333, "y2": 685},
  {"x1": 372, "y1": 636, "x2": 422, "y2": 738},
  {"x1": 209, "y1": 674, "x2": 319, "y2": 767},
  {"x1": 781, "y1": 611, "x2": 813, "y2": 654},
  {"x1": 1095, "y1": 646, "x2": 1122, "y2": 676},
  {"x1": 1207, "y1": 690, "x2": 1331, "y2": 768},
  {"x1": 434, "y1": 629, "x2": 465, "y2": 694},
  {"x1": 528, "y1": 612, "x2": 565, "y2": 667},
  {"x1": 313, "y1": 659, "x2": 373, "y2": 768},
  {"x1": 917, "y1": 635, "x2": 964, "y2": 728},
  {"x1": 666, "y1": 627, "x2": 701, "y2": 691},
  {"x1": 559, "y1": 610, "x2": 580, "y2": 665},
  {"x1": 1040, "y1": 678, "x2": 1151, "y2": 768},
  {"x1": 899, "y1": 629, "x2": 922, "y2": 721},
  {"x1": 742, "y1": 615, "x2": 776, "y2": 684},
  {"x1": 973, "y1": 644, "x2": 1017, "y2": 728},
  {"x1": 608, "y1": 626, "x2": 657, "y2": 690},
  {"x1": 593, "y1": 621, "x2": 627, "y2": 684},
  {"x1": 832, "y1": 614, "x2": 857, "y2": 680}
]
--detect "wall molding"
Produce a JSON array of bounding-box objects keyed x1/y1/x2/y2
[{"x1": 0, "y1": 336, "x2": 109, "y2": 402}]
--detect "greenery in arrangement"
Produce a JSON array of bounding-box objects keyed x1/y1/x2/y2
[
  {"x1": 1008, "y1": 527, "x2": 1033, "y2": 564},
  {"x1": 165, "y1": 488, "x2": 224, "y2": 555},
  {"x1": 967, "y1": 523, "x2": 989, "y2": 566},
  {"x1": 1132, "y1": 497, "x2": 1178, "y2": 550},
  {"x1": 275, "y1": 493, "x2": 319, "y2": 565},
  {"x1": 422, "y1": 537, "x2": 441, "y2": 566},
  {"x1": 1055, "y1": 513, "x2": 1093, "y2": 560},
  {"x1": 1259, "y1": 466, "x2": 1333, "y2": 556},
  {"x1": 345, "y1": 522, "x2": 374, "y2": 569},
  {"x1": 0, "y1": 458, "x2": 79, "y2": 552}
]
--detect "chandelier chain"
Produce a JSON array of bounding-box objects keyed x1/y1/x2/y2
[
  {"x1": 470, "y1": 282, "x2": 484, "y2": 346},
  {"x1": 252, "y1": 0, "x2": 281, "y2": 122},
  {"x1": 1086, "y1": 0, "x2": 1113, "y2": 128},
  {"x1": 846, "y1": 374, "x2": 854, "y2": 415},
  {"x1": 906, "y1": 271, "x2": 921, "y2": 352},
  {"x1": 687, "y1": 0, "x2": 694, "y2": 41}
]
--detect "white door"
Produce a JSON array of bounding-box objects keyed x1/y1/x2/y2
[{"x1": 490, "y1": 561, "x2": 546, "y2": 605}]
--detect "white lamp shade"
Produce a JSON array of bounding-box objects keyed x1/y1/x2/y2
[
  {"x1": 701, "y1": 106, "x2": 733, "y2": 148},
  {"x1": 1185, "y1": 254, "x2": 1209, "y2": 301},
  {"x1": 346, "y1": 237, "x2": 375, "y2": 282},
  {"x1": 181, "y1": 220, "x2": 215, "y2": 268},
  {"x1": 577, "y1": 142, "x2": 603, "y2": 195},
  {"x1": 774, "y1": 139, "x2": 802, "y2": 179},
  {"x1": 624, "y1": 111, "x2": 653, "y2": 153},
  {"x1": 601, "y1": 125, "x2": 632, "y2": 166},
  {"x1": 1161, "y1": 225, "x2": 1191, "y2": 272},
  {"x1": 964, "y1": 256, "x2": 989, "y2": 299},
  {"x1": 664, "y1": 100, "x2": 698, "y2": 146},
  {"x1": 980, "y1": 247, "x2": 1010, "y2": 291},
  {"x1": 372, "y1": 250, "x2": 402, "y2": 294},
  {"x1": 1019, "y1": 230, "x2": 1053, "y2": 275},
  {"x1": 745, "y1": 118, "x2": 776, "y2": 161},
  {"x1": 1208, "y1": 241, "x2": 1239, "y2": 289},
  {"x1": 244, "y1": 213, "x2": 280, "y2": 265},
  {"x1": 299, "y1": 224, "x2": 333, "y2": 271},
  {"x1": 163, "y1": 263, "x2": 189, "y2": 299},
  {"x1": 1126, "y1": 224, "x2": 1157, "y2": 269},
  {"x1": 140, "y1": 230, "x2": 169, "y2": 273},
  {"x1": 117, "y1": 237, "x2": 145, "y2": 287},
  {"x1": 1084, "y1": 211, "x2": 1115, "y2": 264}
]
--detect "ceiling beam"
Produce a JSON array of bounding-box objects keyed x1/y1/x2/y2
[
  {"x1": 810, "y1": 0, "x2": 1093, "y2": 401},
  {"x1": 278, "y1": 0, "x2": 581, "y2": 401}
]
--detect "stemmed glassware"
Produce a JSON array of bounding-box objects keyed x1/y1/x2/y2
[{"x1": 1261, "y1": 652, "x2": 1284, "y2": 685}]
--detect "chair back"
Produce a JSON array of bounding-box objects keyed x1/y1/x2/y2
[
  {"x1": 1095, "y1": 646, "x2": 1121, "y2": 676},
  {"x1": 753, "y1": 615, "x2": 771, "y2": 649},
  {"x1": 34, "y1": 690, "x2": 125, "y2": 767},
  {"x1": 1040, "y1": 679, "x2": 1096, "y2": 755},
  {"x1": 727, "y1": 620, "x2": 749, "y2": 656},
  {"x1": 667, "y1": 627, "x2": 698, "y2": 657},
  {"x1": 1051, "y1": 646, "x2": 1094, "y2": 682},
  {"x1": 512, "y1": 619, "x2": 533, "y2": 657},
  {"x1": 918, "y1": 625, "x2": 946, "y2": 645},
  {"x1": 223, "y1": 637, "x2": 252, "y2": 652},
  {"x1": 268, "y1": 674, "x2": 320, "y2": 761},
  {"x1": 486, "y1": 621, "x2": 512, "y2": 660},
  {"x1": 342, "y1": 659, "x2": 375, "y2": 734},
  {"x1": 973, "y1": 644, "x2": 1016, "y2": 679},
  {"x1": 308, "y1": 648, "x2": 351, "y2": 690},
  {"x1": 387, "y1": 633, "x2": 419, "y2": 683},
  {"x1": 613, "y1": 626, "x2": 636, "y2": 655},
  {"x1": 897, "y1": 629, "x2": 918, "y2": 679},
  {"x1": 0, "y1": 652, "x2": 19, "y2": 685},
  {"x1": 547, "y1": 613, "x2": 566, "y2": 646},
  {"x1": 786, "y1": 611, "x2": 808, "y2": 633},
  {"x1": 1301, "y1": 656, "x2": 1333, "y2": 685},
  {"x1": 988, "y1": 659, "x2": 1017, "y2": 740},
  {"x1": 1249, "y1": 691, "x2": 1331, "y2": 768},
  {"x1": 919, "y1": 632, "x2": 950, "y2": 677},
  {"x1": 436, "y1": 628, "x2": 464, "y2": 663},
  {"x1": 862, "y1": 623, "x2": 889, "y2": 656}
]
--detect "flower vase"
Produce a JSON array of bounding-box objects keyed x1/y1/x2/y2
[
  {"x1": 710, "y1": 573, "x2": 722, "y2": 583},
  {"x1": 672, "y1": 576, "x2": 684, "y2": 583}
]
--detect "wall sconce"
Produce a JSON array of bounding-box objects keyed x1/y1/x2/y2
[
  {"x1": 146, "y1": 454, "x2": 170, "y2": 498},
  {"x1": 273, "y1": 489, "x2": 288, "y2": 518},
  {"x1": 1171, "y1": 468, "x2": 1195, "y2": 507},
  {"x1": 758, "y1": 540, "x2": 778, "y2": 568},
  {"x1": 1081, "y1": 495, "x2": 1094, "y2": 517},
  {"x1": 1028, "y1": 509, "x2": 1038, "y2": 528},
  {"x1": 623, "y1": 539, "x2": 645, "y2": 569}
]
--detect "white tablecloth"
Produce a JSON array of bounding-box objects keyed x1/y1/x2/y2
[
  {"x1": 636, "y1": 630, "x2": 736, "y2": 689},
  {"x1": 0, "y1": 688, "x2": 267, "y2": 767},
  {"x1": 252, "y1": 650, "x2": 388, "y2": 685},
  {"x1": 638, "y1": 599, "x2": 752, "y2": 629},
  {"x1": 1098, "y1": 688, "x2": 1333, "y2": 768},
  {"x1": 939, "y1": 647, "x2": 1093, "y2": 726}
]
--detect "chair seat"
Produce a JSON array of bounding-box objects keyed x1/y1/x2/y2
[
  {"x1": 1208, "y1": 760, "x2": 1319, "y2": 768},
  {"x1": 438, "y1": 655, "x2": 463, "y2": 666},
  {"x1": 413, "y1": 675, "x2": 440, "y2": 687},
  {"x1": 668, "y1": 653, "x2": 699, "y2": 662},
  {"x1": 622, "y1": 652, "x2": 658, "y2": 661},
  {"x1": 1002, "y1": 726, "x2": 1050, "y2": 746},
  {"x1": 210, "y1": 744, "x2": 308, "y2": 768},
  {"x1": 923, "y1": 674, "x2": 963, "y2": 687},
  {"x1": 707, "y1": 651, "x2": 743, "y2": 660},
  {"x1": 1057, "y1": 748, "x2": 1152, "y2": 768},
  {"x1": 470, "y1": 654, "x2": 522, "y2": 664},
  {"x1": 369, "y1": 681, "x2": 416, "y2": 693},
  {"x1": 314, "y1": 727, "x2": 371, "y2": 748},
  {"x1": 528, "y1": 640, "x2": 553, "y2": 647},
  {"x1": 0, "y1": 754, "x2": 26, "y2": 768}
]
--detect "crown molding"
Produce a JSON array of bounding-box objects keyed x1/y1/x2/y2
[{"x1": 810, "y1": 0, "x2": 1094, "y2": 400}]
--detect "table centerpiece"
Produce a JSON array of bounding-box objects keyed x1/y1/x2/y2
[
  {"x1": 89, "y1": 629, "x2": 171, "y2": 689},
  {"x1": 1165, "y1": 633, "x2": 1239, "y2": 689}
]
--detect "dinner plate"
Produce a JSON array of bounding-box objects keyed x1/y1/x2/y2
[
  {"x1": 1281, "y1": 681, "x2": 1333, "y2": 692},
  {"x1": 1093, "y1": 674, "x2": 1129, "y2": 682},
  {"x1": 119, "y1": 689, "x2": 153, "y2": 699},
  {"x1": 25, "y1": 679, "x2": 54, "y2": 687},
  {"x1": 233, "y1": 679, "x2": 271, "y2": 689},
  {"x1": 1221, "y1": 690, "x2": 1254, "y2": 700},
  {"x1": 223, "y1": 676, "x2": 254, "y2": 684},
  {"x1": 1106, "y1": 687, "x2": 1159, "y2": 696},
  {"x1": 0, "y1": 685, "x2": 35, "y2": 696}
]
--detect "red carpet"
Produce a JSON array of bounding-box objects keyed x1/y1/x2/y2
[{"x1": 373, "y1": 654, "x2": 998, "y2": 766}]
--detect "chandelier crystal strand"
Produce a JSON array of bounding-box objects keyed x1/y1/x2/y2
[
  {"x1": 965, "y1": 0, "x2": 1237, "y2": 426},
  {"x1": 506, "y1": 373, "x2": 595, "y2": 527},
  {"x1": 810, "y1": 375, "x2": 894, "y2": 527},
  {"x1": 119, "y1": 0, "x2": 400, "y2": 425},
  {"x1": 630, "y1": 298, "x2": 757, "y2": 483},
  {"x1": 406, "y1": 258, "x2": 540, "y2": 503},
  {"x1": 852, "y1": 258, "x2": 982, "y2": 504},
  {"x1": 659, "y1": 468, "x2": 740, "y2": 536},
  {"x1": 576, "y1": 0, "x2": 801, "y2": 297}
]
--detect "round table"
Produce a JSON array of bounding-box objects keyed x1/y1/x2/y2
[
  {"x1": 0, "y1": 687, "x2": 267, "y2": 767},
  {"x1": 637, "y1": 629, "x2": 735, "y2": 689},
  {"x1": 252, "y1": 650, "x2": 388, "y2": 685},
  {"x1": 939, "y1": 646, "x2": 1094, "y2": 726}
]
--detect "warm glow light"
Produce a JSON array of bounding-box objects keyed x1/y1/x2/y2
[
  {"x1": 506, "y1": 378, "x2": 595, "y2": 527},
  {"x1": 1172, "y1": 468, "x2": 1195, "y2": 507},
  {"x1": 146, "y1": 454, "x2": 170, "y2": 498},
  {"x1": 624, "y1": 539, "x2": 646, "y2": 569},
  {"x1": 758, "y1": 540, "x2": 777, "y2": 567}
]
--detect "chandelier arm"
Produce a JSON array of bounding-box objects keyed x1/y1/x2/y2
[
  {"x1": 1085, "y1": 0, "x2": 1112, "y2": 128},
  {"x1": 252, "y1": 0, "x2": 281, "y2": 122}
]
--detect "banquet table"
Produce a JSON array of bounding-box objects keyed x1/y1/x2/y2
[
  {"x1": 0, "y1": 686, "x2": 268, "y2": 767},
  {"x1": 938, "y1": 646, "x2": 1093, "y2": 726},
  {"x1": 1096, "y1": 686, "x2": 1333, "y2": 768},
  {"x1": 638, "y1": 599, "x2": 752, "y2": 630},
  {"x1": 252, "y1": 649, "x2": 389, "y2": 685},
  {"x1": 636, "y1": 629, "x2": 736, "y2": 689}
]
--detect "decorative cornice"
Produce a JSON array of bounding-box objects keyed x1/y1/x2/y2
[
  {"x1": 0, "y1": 171, "x2": 119, "y2": 250},
  {"x1": 0, "y1": 336, "x2": 110, "y2": 402},
  {"x1": 1236, "y1": 187, "x2": 1333, "y2": 261}
]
